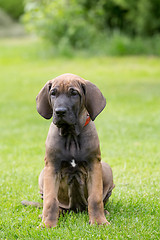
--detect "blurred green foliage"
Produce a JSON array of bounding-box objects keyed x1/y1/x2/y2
[
  {"x1": 23, "y1": 0, "x2": 99, "y2": 49},
  {"x1": 23, "y1": 0, "x2": 160, "y2": 52},
  {"x1": 0, "y1": 0, "x2": 24, "y2": 20}
]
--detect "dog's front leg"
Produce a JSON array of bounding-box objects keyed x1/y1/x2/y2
[
  {"x1": 42, "y1": 161, "x2": 60, "y2": 228},
  {"x1": 87, "y1": 160, "x2": 110, "y2": 225}
]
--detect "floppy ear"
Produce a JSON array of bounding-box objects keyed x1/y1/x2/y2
[
  {"x1": 36, "y1": 81, "x2": 53, "y2": 119},
  {"x1": 84, "y1": 80, "x2": 106, "y2": 121}
]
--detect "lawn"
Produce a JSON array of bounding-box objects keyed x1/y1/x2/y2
[{"x1": 0, "y1": 38, "x2": 160, "y2": 239}]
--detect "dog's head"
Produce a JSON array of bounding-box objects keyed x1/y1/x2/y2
[{"x1": 36, "y1": 73, "x2": 106, "y2": 130}]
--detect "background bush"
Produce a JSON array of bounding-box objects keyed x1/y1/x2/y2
[
  {"x1": 0, "y1": 0, "x2": 24, "y2": 20},
  {"x1": 23, "y1": 0, "x2": 101, "y2": 49},
  {"x1": 79, "y1": 0, "x2": 160, "y2": 36},
  {"x1": 1, "y1": 0, "x2": 160, "y2": 53},
  {"x1": 23, "y1": 0, "x2": 160, "y2": 54}
]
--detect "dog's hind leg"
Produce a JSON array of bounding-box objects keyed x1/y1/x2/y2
[{"x1": 101, "y1": 162, "x2": 115, "y2": 206}]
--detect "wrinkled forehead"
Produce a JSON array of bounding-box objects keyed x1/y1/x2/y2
[{"x1": 51, "y1": 74, "x2": 84, "y2": 92}]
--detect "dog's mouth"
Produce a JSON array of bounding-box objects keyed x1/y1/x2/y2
[
  {"x1": 53, "y1": 115, "x2": 80, "y2": 136},
  {"x1": 53, "y1": 116, "x2": 75, "y2": 128},
  {"x1": 55, "y1": 121, "x2": 77, "y2": 136},
  {"x1": 55, "y1": 121, "x2": 70, "y2": 128}
]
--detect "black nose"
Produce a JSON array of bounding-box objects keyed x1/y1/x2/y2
[{"x1": 55, "y1": 107, "x2": 67, "y2": 117}]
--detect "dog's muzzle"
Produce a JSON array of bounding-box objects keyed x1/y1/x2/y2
[
  {"x1": 53, "y1": 107, "x2": 76, "y2": 128},
  {"x1": 55, "y1": 107, "x2": 67, "y2": 117}
]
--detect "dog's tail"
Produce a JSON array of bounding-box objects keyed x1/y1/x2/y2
[{"x1": 21, "y1": 200, "x2": 42, "y2": 208}]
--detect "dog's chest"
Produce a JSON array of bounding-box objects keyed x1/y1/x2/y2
[
  {"x1": 53, "y1": 135, "x2": 91, "y2": 174},
  {"x1": 60, "y1": 157, "x2": 88, "y2": 195},
  {"x1": 55, "y1": 151, "x2": 90, "y2": 175},
  {"x1": 47, "y1": 128, "x2": 99, "y2": 175}
]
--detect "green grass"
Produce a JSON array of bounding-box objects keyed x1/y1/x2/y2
[{"x1": 0, "y1": 38, "x2": 160, "y2": 239}]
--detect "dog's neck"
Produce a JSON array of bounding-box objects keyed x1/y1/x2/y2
[
  {"x1": 57, "y1": 125, "x2": 80, "y2": 153},
  {"x1": 58, "y1": 124, "x2": 79, "y2": 136},
  {"x1": 57, "y1": 113, "x2": 91, "y2": 152}
]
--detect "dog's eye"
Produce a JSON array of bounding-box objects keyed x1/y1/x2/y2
[
  {"x1": 51, "y1": 88, "x2": 57, "y2": 97},
  {"x1": 69, "y1": 88, "x2": 79, "y2": 96}
]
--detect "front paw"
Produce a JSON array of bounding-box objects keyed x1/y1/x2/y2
[
  {"x1": 42, "y1": 220, "x2": 57, "y2": 228},
  {"x1": 89, "y1": 217, "x2": 110, "y2": 226}
]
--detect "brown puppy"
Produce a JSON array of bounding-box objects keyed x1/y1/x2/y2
[{"x1": 36, "y1": 73, "x2": 114, "y2": 228}]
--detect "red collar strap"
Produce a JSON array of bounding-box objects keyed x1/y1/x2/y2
[{"x1": 84, "y1": 114, "x2": 91, "y2": 126}]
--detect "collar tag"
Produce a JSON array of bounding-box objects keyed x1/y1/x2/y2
[{"x1": 84, "y1": 114, "x2": 91, "y2": 127}]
